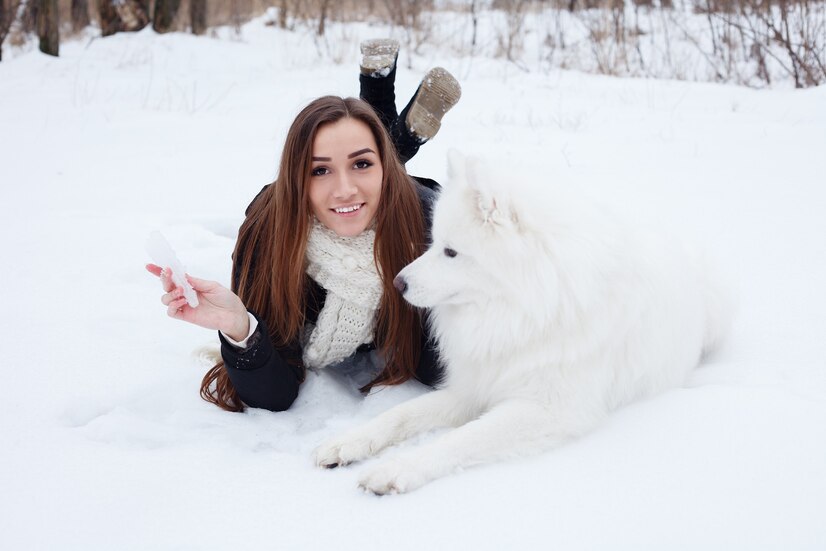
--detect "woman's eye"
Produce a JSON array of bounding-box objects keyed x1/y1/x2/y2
[
  {"x1": 444, "y1": 247, "x2": 458, "y2": 258},
  {"x1": 311, "y1": 166, "x2": 329, "y2": 177},
  {"x1": 354, "y1": 159, "x2": 373, "y2": 170}
]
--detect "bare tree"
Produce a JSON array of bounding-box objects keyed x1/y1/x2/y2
[
  {"x1": 96, "y1": 0, "x2": 149, "y2": 37},
  {"x1": 21, "y1": 0, "x2": 36, "y2": 32},
  {"x1": 190, "y1": 0, "x2": 207, "y2": 35},
  {"x1": 732, "y1": 0, "x2": 825, "y2": 87},
  {"x1": 382, "y1": 0, "x2": 434, "y2": 62},
  {"x1": 470, "y1": 0, "x2": 479, "y2": 53},
  {"x1": 0, "y1": 0, "x2": 24, "y2": 61},
  {"x1": 96, "y1": 0, "x2": 117, "y2": 35},
  {"x1": 153, "y1": 0, "x2": 181, "y2": 33},
  {"x1": 687, "y1": 0, "x2": 826, "y2": 87},
  {"x1": 71, "y1": 0, "x2": 90, "y2": 32},
  {"x1": 120, "y1": 0, "x2": 149, "y2": 30},
  {"x1": 317, "y1": 0, "x2": 331, "y2": 35},
  {"x1": 0, "y1": 1, "x2": 5, "y2": 59},
  {"x1": 37, "y1": 0, "x2": 57, "y2": 56},
  {"x1": 229, "y1": 0, "x2": 254, "y2": 34},
  {"x1": 278, "y1": 0, "x2": 289, "y2": 28},
  {"x1": 495, "y1": 0, "x2": 529, "y2": 67}
]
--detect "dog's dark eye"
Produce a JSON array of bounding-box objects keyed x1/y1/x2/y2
[{"x1": 444, "y1": 248, "x2": 458, "y2": 258}]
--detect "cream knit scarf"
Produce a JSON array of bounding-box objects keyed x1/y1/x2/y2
[{"x1": 303, "y1": 219, "x2": 383, "y2": 369}]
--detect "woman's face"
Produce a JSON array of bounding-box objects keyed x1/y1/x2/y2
[{"x1": 308, "y1": 118, "x2": 383, "y2": 238}]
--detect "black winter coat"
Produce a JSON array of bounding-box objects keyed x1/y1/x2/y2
[{"x1": 218, "y1": 177, "x2": 443, "y2": 411}]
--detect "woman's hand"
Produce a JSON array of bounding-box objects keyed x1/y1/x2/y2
[{"x1": 145, "y1": 264, "x2": 250, "y2": 341}]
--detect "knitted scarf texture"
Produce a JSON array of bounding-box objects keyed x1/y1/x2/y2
[{"x1": 303, "y1": 220, "x2": 383, "y2": 369}]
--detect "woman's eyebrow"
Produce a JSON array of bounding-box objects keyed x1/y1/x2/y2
[
  {"x1": 311, "y1": 148, "x2": 375, "y2": 162},
  {"x1": 348, "y1": 148, "x2": 375, "y2": 158}
]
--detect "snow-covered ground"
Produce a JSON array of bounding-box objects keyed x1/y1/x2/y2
[{"x1": 1, "y1": 17, "x2": 825, "y2": 550}]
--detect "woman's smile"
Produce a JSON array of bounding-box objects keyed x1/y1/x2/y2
[{"x1": 332, "y1": 202, "x2": 365, "y2": 215}]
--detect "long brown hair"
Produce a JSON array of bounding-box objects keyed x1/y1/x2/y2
[{"x1": 201, "y1": 96, "x2": 427, "y2": 411}]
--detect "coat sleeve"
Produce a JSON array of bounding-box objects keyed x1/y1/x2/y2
[
  {"x1": 218, "y1": 183, "x2": 303, "y2": 412},
  {"x1": 219, "y1": 312, "x2": 303, "y2": 412}
]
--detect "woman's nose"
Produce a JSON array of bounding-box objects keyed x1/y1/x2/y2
[{"x1": 332, "y1": 172, "x2": 358, "y2": 198}]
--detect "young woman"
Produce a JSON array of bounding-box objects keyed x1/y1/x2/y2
[{"x1": 146, "y1": 40, "x2": 461, "y2": 412}]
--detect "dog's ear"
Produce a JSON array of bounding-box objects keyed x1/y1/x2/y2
[
  {"x1": 465, "y1": 159, "x2": 521, "y2": 230},
  {"x1": 447, "y1": 151, "x2": 521, "y2": 230},
  {"x1": 475, "y1": 192, "x2": 519, "y2": 230}
]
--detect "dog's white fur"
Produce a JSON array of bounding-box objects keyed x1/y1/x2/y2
[{"x1": 314, "y1": 152, "x2": 731, "y2": 494}]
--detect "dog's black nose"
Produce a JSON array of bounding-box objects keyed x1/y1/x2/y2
[{"x1": 393, "y1": 275, "x2": 408, "y2": 294}]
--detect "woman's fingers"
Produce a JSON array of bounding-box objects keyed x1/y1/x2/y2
[
  {"x1": 147, "y1": 264, "x2": 173, "y2": 293},
  {"x1": 152, "y1": 264, "x2": 182, "y2": 313},
  {"x1": 151, "y1": 268, "x2": 236, "y2": 329},
  {"x1": 167, "y1": 296, "x2": 188, "y2": 317},
  {"x1": 161, "y1": 287, "x2": 183, "y2": 306},
  {"x1": 146, "y1": 263, "x2": 175, "y2": 292},
  {"x1": 185, "y1": 274, "x2": 217, "y2": 293},
  {"x1": 149, "y1": 265, "x2": 210, "y2": 297},
  {"x1": 158, "y1": 267, "x2": 175, "y2": 292},
  {"x1": 147, "y1": 263, "x2": 173, "y2": 291},
  {"x1": 149, "y1": 264, "x2": 227, "y2": 326}
]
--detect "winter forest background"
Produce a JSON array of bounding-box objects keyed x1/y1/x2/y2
[
  {"x1": 1, "y1": 0, "x2": 825, "y2": 550},
  {"x1": 2, "y1": 0, "x2": 825, "y2": 87}
]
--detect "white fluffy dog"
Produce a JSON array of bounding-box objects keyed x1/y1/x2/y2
[{"x1": 314, "y1": 152, "x2": 731, "y2": 494}]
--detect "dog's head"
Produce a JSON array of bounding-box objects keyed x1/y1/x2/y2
[{"x1": 394, "y1": 151, "x2": 560, "y2": 315}]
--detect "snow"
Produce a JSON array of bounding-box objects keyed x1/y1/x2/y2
[
  {"x1": 2, "y1": 16, "x2": 825, "y2": 550},
  {"x1": 145, "y1": 231, "x2": 199, "y2": 307}
]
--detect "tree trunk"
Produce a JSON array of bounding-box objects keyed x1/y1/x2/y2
[
  {"x1": 119, "y1": 0, "x2": 149, "y2": 31},
  {"x1": 278, "y1": 0, "x2": 288, "y2": 28},
  {"x1": 96, "y1": 0, "x2": 118, "y2": 36},
  {"x1": 470, "y1": 0, "x2": 478, "y2": 49},
  {"x1": 37, "y1": 0, "x2": 58, "y2": 56},
  {"x1": 23, "y1": 0, "x2": 37, "y2": 33},
  {"x1": 0, "y1": 1, "x2": 5, "y2": 62},
  {"x1": 153, "y1": 0, "x2": 181, "y2": 33},
  {"x1": 96, "y1": 0, "x2": 148, "y2": 36},
  {"x1": 317, "y1": 0, "x2": 331, "y2": 36},
  {"x1": 190, "y1": 0, "x2": 207, "y2": 35},
  {"x1": 0, "y1": 0, "x2": 25, "y2": 62},
  {"x1": 71, "y1": 0, "x2": 90, "y2": 32}
]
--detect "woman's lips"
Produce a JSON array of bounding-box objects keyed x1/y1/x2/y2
[{"x1": 331, "y1": 203, "x2": 365, "y2": 216}]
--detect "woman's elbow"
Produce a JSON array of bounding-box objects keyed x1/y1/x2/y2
[{"x1": 242, "y1": 385, "x2": 299, "y2": 412}]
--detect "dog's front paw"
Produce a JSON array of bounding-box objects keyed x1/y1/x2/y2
[
  {"x1": 358, "y1": 457, "x2": 432, "y2": 495},
  {"x1": 313, "y1": 432, "x2": 379, "y2": 469}
]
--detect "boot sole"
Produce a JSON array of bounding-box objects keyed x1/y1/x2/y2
[
  {"x1": 406, "y1": 67, "x2": 462, "y2": 141},
  {"x1": 360, "y1": 38, "x2": 400, "y2": 77}
]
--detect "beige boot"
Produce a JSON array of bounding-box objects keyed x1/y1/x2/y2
[
  {"x1": 405, "y1": 67, "x2": 462, "y2": 142},
  {"x1": 360, "y1": 38, "x2": 400, "y2": 78}
]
